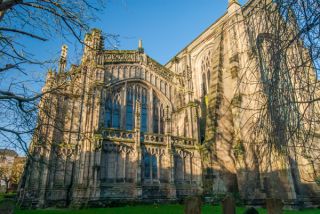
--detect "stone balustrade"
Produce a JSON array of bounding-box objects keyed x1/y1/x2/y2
[
  {"x1": 171, "y1": 136, "x2": 196, "y2": 146},
  {"x1": 100, "y1": 129, "x2": 197, "y2": 147},
  {"x1": 141, "y1": 132, "x2": 165, "y2": 144},
  {"x1": 101, "y1": 128, "x2": 135, "y2": 142}
]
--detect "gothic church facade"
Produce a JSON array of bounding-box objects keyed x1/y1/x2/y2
[{"x1": 19, "y1": 0, "x2": 320, "y2": 208}]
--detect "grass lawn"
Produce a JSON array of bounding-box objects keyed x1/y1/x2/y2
[{"x1": 14, "y1": 204, "x2": 320, "y2": 214}]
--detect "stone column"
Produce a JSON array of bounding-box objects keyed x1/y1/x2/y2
[
  {"x1": 134, "y1": 100, "x2": 142, "y2": 198},
  {"x1": 164, "y1": 106, "x2": 176, "y2": 199},
  {"x1": 36, "y1": 146, "x2": 49, "y2": 208},
  {"x1": 86, "y1": 87, "x2": 99, "y2": 200},
  {"x1": 191, "y1": 106, "x2": 199, "y2": 142},
  {"x1": 91, "y1": 136, "x2": 103, "y2": 200}
]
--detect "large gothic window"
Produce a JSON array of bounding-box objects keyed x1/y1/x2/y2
[{"x1": 104, "y1": 83, "x2": 165, "y2": 133}]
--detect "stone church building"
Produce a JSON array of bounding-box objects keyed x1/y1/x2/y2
[{"x1": 19, "y1": 0, "x2": 320, "y2": 208}]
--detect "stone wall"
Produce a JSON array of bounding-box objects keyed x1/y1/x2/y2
[{"x1": 18, "y1": 0, "x2": 320, "y2": 209}]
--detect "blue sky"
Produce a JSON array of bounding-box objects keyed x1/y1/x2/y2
[
  {"x1": 15, "y1": 0, "x2": 248, "y2": 92},
  {"x1": 100, "y1": 0, "x2": 245, "y2": 64},
  {"x1": 92, "y1": 0, "x2": 247, "y2": 64},
  {"x1": 31, "y1": 0, "x2": 248, "y2": 67}
]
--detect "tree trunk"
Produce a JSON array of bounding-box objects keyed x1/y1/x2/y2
[{"x1": 5, "y1": 180, "x2": 9, "y2": 193}]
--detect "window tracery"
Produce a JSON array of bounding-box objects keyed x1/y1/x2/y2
[
  {"x1": 101, "y1": 143, "x2": 134, "y2": 183},
  {"x1": 153, "y1": 95, "x2": 164, "y2": 134},
  {"x1": 104, "y1": 82, "x2": 165, "y2": 134},
  {"x1": 142, "y1": 147, "x2": 165, "y2": 181},
  {"x1": 143, "y1": 152, "x2": 158, "y2": 180},
  {"x1": 201, "y1": 51, "x2": 212, "y2": 96}
]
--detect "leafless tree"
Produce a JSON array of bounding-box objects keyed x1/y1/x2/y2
[
  {"x1": 0, "y1": 0, "x2": 119, "y2": 154},
  {"x1": 237, "y1": 0, "x2": 320, "y2": 186}
]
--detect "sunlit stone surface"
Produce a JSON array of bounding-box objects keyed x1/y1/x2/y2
[{"x1": 19, "y1": 0, "x2": 320, "y2": 208}]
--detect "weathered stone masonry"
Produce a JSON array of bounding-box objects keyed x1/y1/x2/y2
[{"x1": 19, "y1": 0, "x2": 320, "y2": 208}]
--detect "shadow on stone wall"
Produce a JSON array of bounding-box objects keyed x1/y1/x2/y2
[
  {"x1": 202, "y1": 157, "x2": 320, "y2": 207},
  {"x1": 18, "y1": 140, "x2": 203, "y2": 208}
]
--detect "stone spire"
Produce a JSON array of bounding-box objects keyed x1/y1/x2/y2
[
  {"x1": 58, "y1": 44, "x2": 68, "y2": 73},
  {"x1": 138, "y1": 39, "x2": 144, "y2": 53}
]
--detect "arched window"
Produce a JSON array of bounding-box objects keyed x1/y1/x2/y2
[
  {"x1": 201, "y1": 51, "x2": 212, "y2": 96},
  {"x1": 104, "y1": 82, "x2": 165, "y2": 133}
]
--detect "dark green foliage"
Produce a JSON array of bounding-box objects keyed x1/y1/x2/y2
[{"x1": 243, "y1": 207, "x2": 259, "y2": 214}]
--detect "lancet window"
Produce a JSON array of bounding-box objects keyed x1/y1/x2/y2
[
  {"x1": 201, "y1": 51, "x2": 212, "y2": 96},
  {"x1": 153, "y1": 95, "x2": 164, "y2": 134}
]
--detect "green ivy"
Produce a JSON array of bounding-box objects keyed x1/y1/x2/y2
[{"x1": 233, "y1": 140, "x2": 245, "y2": 157}]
